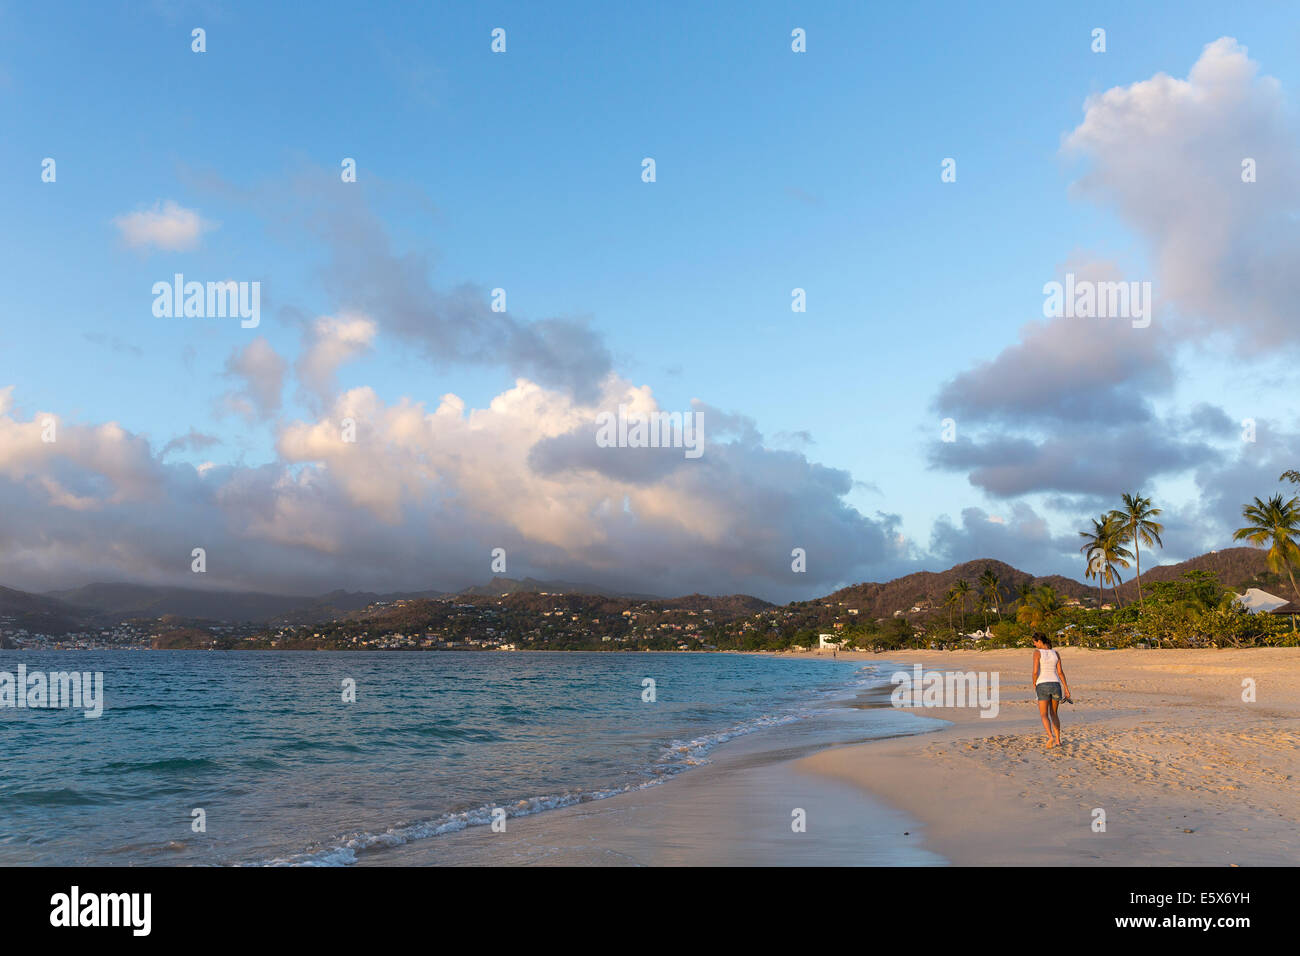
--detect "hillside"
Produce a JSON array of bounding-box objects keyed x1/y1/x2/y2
[
  {"x1": 43, "y1": 583, "x2": 448, "y2": 625},
  {"x1": 349, "y1": 589, "x2": 772, "y2": 632},
  {"x1": 0, "y1": 585, "x2": 89, "y2": 634},
  {"x1": 825, "y1": 559, "x2": 1094, "y2": 619},
  {"x1": 3, "y1": 547, "x2": 1285, "y2": 635},
  {"x1": 456, "y1": 577, "x2": 660, "y2": 600},
  {"x1": 1114, "y1": 547, "x2": 1273, "y2": 600}
]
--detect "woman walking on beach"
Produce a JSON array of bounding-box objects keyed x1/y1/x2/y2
[{"x1": 1032, "y1": 633, "x2": 1070, "y2": 748}]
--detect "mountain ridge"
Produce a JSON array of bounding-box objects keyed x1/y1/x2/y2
[{"x1": 0, "y1": 547, "x2": 1279, "y2": 633}]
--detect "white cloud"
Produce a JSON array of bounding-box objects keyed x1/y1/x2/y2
[
  {"x1": 295, "y1": 313, "x2": 377, "y2": 406},
  {"x1": 113, "y1": 200, "x2": 216, "y2": 251},
  {"x1": 1063, "y1": 38, "x2": 1300, "y2": 350},
  {"x1": 0, "y1": 380, "x2": 905, "y2": 600}
]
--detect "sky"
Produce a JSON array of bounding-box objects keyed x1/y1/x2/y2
[{"x1": 0, "y1": 1, "x2": 1297, "y2": 600}]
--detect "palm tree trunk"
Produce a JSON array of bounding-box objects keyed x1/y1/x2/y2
[
  {"x1": 1287, "y1": 562, "x2": 1300, "y2": 603},
  {"x1": 1134, "y1": 523, "x2": 1144, "y2": 609}
]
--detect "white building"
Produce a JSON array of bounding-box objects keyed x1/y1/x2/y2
[{"x1": 1235, "y1": 588, "x2": 1290, "y2": 614}]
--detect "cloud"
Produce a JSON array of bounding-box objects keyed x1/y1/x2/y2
[
  {"x1": 220, "y1": 338, "x2": 286, "y2": 421},
  {"x1": 1186, "y1": 417, "x2": 1300, "y2": 544},
  {"x1": 935, "y1": 260, "x2": 1173, "y2": 428},
  {"x1": 0, "y1": 380, "x2": 907, "y2": 600},
  {"x1": 113, "y1": 200, "x2": 216, "y2": 251},
  {"x1": 191, "y1": 167, "x2": 613, "y2": 402},
  {"x1": 1063, "y1": 37, "x2": 1300, "y2": 351},
  {"x1": 930, "y1": 424, "x2": 1222, "y2": 498},
  {"x1": 161, "y1": 429, "x2": 221, "y2": 458},
  {"x1": 929, "y1": 502, "x2": 1080, "y2": 576},
  {"x1": 927, "y1": 34, "x2": 1300, "y2": 504},
  {"x1": 295, "y1": 313, "x2": 377, "y2": 406}
]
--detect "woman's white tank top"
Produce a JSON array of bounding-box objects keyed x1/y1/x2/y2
[{"x1": 1035, "y1": 648, "x2": 1061, "y2": 684}]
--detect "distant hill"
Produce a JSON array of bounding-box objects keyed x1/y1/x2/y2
[
  {"x1": 44, "y1": 583, "x2": 447, "y2": 625},
  {"x1": 0, "y1": 585, "x2": 89, "y2": 634},
  {"x1": 824, "y1": 559, "x2": 1094, "y2": 619},
  {"x1": 454, "y1": 577, "x2": 661, "y2": 600},
  {"x1": 344, "y1": 589, "x2": 774, "y2": 637},
  {"x1": 2, "y1": 547, "x2": 1285, "y2": 633},
  {"x1": 452, "y1": 589, "x2": 771, "y2": 619},
  {"x1": 1114, "y1": 547, "x2": 1272, "y2": 601},
  {"x1": 47, "y1": 583, "x2": 322, "y2": 624}
]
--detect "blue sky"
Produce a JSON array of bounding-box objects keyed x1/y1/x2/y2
[{"x1": 0, "y1": 1, "x2": 1297, "y2": 598}]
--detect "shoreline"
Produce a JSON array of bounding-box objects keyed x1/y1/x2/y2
[
  {"x1": 779, "y1": 647, "x2": 1300, "y2": 865},
  {"x1": 351, "y1": 670, "x2": 946, "y2": 866}
]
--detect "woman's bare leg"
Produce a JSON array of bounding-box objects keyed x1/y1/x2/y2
[
  {"x1": 1038, "y1": 699, "x2": 1054, "y2": 745},
  {"x1": 1049, "y1": 699, "x2": 1062, "y2": 744}
]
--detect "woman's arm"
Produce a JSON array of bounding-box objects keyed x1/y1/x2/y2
[
  {"x1": 1056, "y1": 655, "x2": 1069, "y2": 697},
  {"x1": 1032, "y1": 649, "x2": 1040, "y2": 687}
]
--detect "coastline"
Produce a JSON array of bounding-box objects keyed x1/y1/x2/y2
[
  {"x1": 780, "y1": 648, "x2": 1300, "y2": 865},
  {"x1": 352, "y1": 674, "x2": 947, "y2": 866}
]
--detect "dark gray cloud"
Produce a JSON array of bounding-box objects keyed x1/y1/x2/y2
[
  {"x1": 161, "y1": 429, "x2": 221, "y2": 458},
  {"x1": 527, "y1": 426, "x2": 689, "y2": 485},
  {"x1": 929, "y1": 503, "x2": 1084, "y2": 578},
  {"x1": 1188, "y1": 417, "x2": 1300, "y2": 542},
  {"x1": 929, "y1": 426, "x2": 1223, "y2": 498},
  {"x1": 934, "y1": 304, "x2": 1174, "y2": 428}
]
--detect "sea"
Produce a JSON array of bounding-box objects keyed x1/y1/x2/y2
[{"x1": 0, "y1": 650, "x2": 941, "y2": 866}]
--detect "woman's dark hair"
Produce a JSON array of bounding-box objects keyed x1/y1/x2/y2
[{"x1": 1032, "y1": 632, "x2": 1052, "y2": 647}]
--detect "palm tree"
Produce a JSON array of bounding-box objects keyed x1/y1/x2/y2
[
  {"x1": 1016, "y1": 585, "x2": 1064, "y2": 631},
  {"x1": 978, "y1": 568, "x2": 1002, "y2": 622},
  {"x1": 943, "y1": 586, "x2": 960, "y2": 633},
  {"x1": 1281, "y1": 470, "x2": 1300, "y2": 485},
  {"x1": 1234, "y1": 494, "x2": 1300, "y2": 602},
  {"x1": 1111, "y1": 493, "x2": 1164, "y2": 609},
  {"x1": 1079, "y1": 513, "x2": 1133, "y2": 608},
  {"x1": 952, "y1": 579, "x2": 972, "y2": 625}
]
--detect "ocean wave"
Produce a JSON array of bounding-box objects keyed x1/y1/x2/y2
[{"x1": 101, "y1": 756, "x2": 220, "y2": 774}]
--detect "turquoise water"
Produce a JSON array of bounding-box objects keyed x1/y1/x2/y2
[{"x1": 0, "y1": 651, "x2": 904, "y2": 865}]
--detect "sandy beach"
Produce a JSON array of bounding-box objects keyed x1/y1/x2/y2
[{"x1": 793, "y1": 648, "x2": 1300, "y2": 865}]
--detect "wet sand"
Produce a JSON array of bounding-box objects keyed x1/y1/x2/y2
[{"x1": 355, "y1": 702, "x2": 946, "y2": 866}]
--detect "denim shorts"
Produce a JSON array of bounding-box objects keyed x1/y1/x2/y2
[{"x1": 1036, "y1": 682, "x2": 1062, "y2": 701}]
